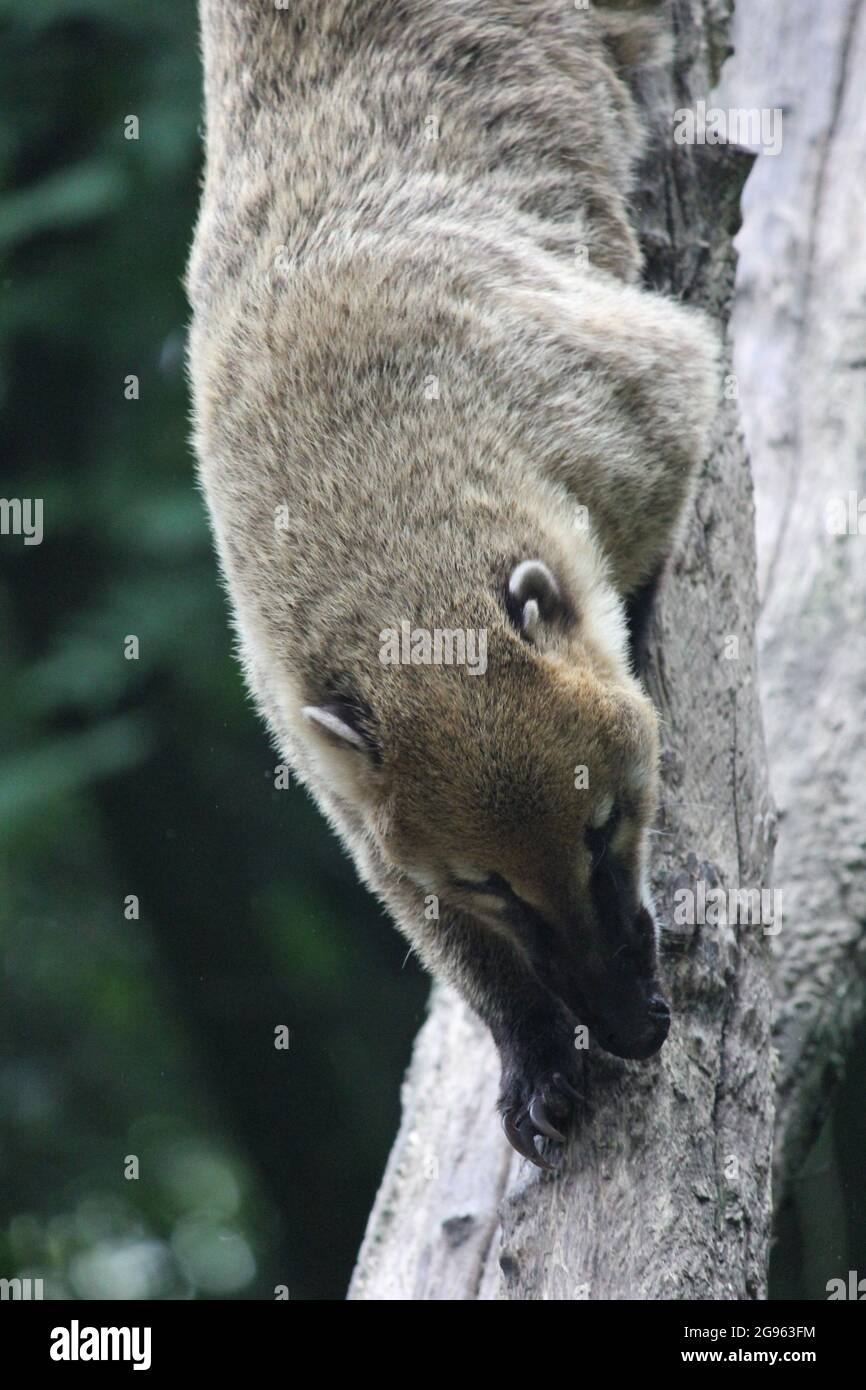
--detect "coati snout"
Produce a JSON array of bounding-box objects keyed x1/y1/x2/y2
[
  {"x1": 567, "y1": 905, "x2": 671, "y2": 1063},
  {"x1": 438, "y1": 792, "x2": 670, "y2": 1069},
  {"x1": 452, "y1": 853, "x2": 672, "y2": 1067}
]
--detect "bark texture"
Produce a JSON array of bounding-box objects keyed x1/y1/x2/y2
[
  {"x1": 350, "y1": 0, "x2": 779, "y2": 1302},
  {"x1": 719, "y1": 0, "x2": 866, "y2": 1202}
]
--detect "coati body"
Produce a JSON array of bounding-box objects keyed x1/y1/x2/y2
[{"x1": 188, "y1": 1, "x2": 719, "y2": 1166}]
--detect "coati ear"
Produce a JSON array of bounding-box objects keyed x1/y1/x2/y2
[
  {"x1": 300, "y1": 698, "x2": 382, "y2": 807},
  {"x1": 301, "y1": 701, "x2": 380, "y2": 763},
  {"x1": 302, "y1": 703, "x2": 367, "y2": 752},
  {"x1": 507, "y1": 559, "x2": 568, "y2": 643}
]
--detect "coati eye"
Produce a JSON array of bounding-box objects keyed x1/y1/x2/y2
[
  {"x1": 451, "y1": 871, "x2": 520, "y2": 909},
  {"x1": 477, "y1": 873, "x2": 539, "y2": 918},
  {"x1": 505, "y1": 559, "x2": 569, "y2": 643},
  {"x1": 483, "y1": 872, "x2": 519, "y2": 902},
  {"x1": 451, "y1": 871, "x2": 504, "y2": 897}
]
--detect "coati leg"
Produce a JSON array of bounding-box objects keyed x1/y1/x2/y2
[
  {"x1": 625, "y1": 563, "x2": 664, "y2": 677},
  {"x1": 521, "y1": 270, "x2": 719, "y2": 598},
  {"x1": 424, "y1": 911, "x2": 583, "y2": 1169}
]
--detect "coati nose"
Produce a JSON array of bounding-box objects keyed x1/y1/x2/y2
[
  {"x1": 598, "y1": 995, "x2": 671, "y2": 1061},
  {"x1": 622, "y1": 1009, "x2": 670, "y2": 1060},
  {"x1": 647, "y1": 995, "x2": 671, "y2": 1023},
  {"x1": 637, "y1": 997, "x2": 671, "y2": 1054}
]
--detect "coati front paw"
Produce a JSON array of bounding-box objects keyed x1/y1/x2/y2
[{"x1": 498, "y1": 1051, "x2": 584, "y2": 1171}]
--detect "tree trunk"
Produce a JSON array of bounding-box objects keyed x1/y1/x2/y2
[
  {"x1": 349, "y1": 0, "x2": 779, "y2": 1302},
  {"x1": 719, "y1": 0, "x2": 866, "y2": 1204}
]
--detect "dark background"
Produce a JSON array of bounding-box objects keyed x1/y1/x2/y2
[{"x1": 0, "y1": 0, "x2": 862, "y2": 1300}]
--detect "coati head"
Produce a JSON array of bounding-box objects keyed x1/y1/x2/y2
[{"x1": 299, "y1": 550, "x2": 670, "y2": 1064}]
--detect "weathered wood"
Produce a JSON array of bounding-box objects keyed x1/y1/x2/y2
[
  {"x1": 350, "y1": 0, "x2": 778, "y2": 1301},
  {"x1": 720, "y1": 0, "x2": 866, "y2": 1202}
]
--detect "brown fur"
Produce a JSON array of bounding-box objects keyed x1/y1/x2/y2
[{"x1": 187, "y1": 1, "x2": 719, "y2": 1162}]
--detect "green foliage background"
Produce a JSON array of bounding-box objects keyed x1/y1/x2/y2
[
  {"x1": 0, "y1": 0, "x2": 427, "y2": 1300},
  {"x1": 0, "y1": 0, "x2": 862, "y2": 1301}
]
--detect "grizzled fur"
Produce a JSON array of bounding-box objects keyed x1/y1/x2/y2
[{"x1": 188, "y1": 1, "x2": 719, "y2": 1166}]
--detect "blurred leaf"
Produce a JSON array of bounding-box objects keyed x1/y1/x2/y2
[
  {"x1": 0, "y1": 160, "x2": 126, "y2": 250},
  {"x1": 0, "y1": 715, "x2": 152, "y2": 825}
]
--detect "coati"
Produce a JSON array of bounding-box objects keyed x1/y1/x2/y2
[{"x1": 187, "y1": 1, "x2": 719, "y2": 1168}]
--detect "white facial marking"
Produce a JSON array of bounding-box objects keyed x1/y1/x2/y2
[
  {"x1": 468, "y1": 892, "x2": 508, "y2": 915},
  {"x1": 402, "y1": 863, "x2": 440, "y2": 894},
  {"x1": 590, "y1": 794, "x2": 615, "y2": 829},
  {"x1": 522, "y1": 597, "x2": 540, "y2": 641},
  {"x1": 508, "y1": 558, "x2": 560, "y2": 604},
  {"x1": 640, "y1": 866, "x2": 660, "y2": 945},
  {"x1": 628, "y1": 759, "x2": 653, "y2": 796},
  {"x1": 450, "y1": 862, "x2": 488, "y2": 886}
]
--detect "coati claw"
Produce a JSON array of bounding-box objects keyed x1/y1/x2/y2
[
  {"x1": 501, "y1": 1067, "x2": 584, "y2": 1167},
  {"x1": 502, "y1": 1109, "x2": 554, "y2": 1170},
  {"x1": 529, "y1": 1096, "x2": 566, "y2": 1142}
]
